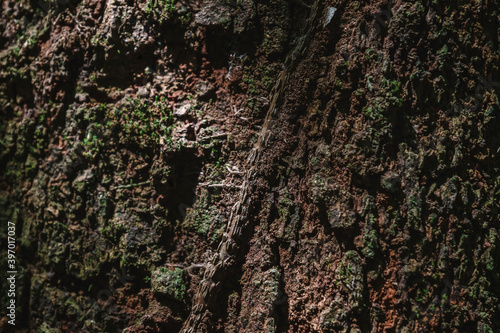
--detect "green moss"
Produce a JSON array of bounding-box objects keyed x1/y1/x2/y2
[
  {"x1": 151, "y1": 267, "x2": 186, "y2": 301},
  {"x1": 183, "y1": 190, "x2": 223, "y2": 241},
  {"x1": 38, "y1": 322, "x2": 59, "y2": 333},
  {"x1": 144, "y1": 0, "x2": 191, "y2": 24},
  {"x1": 243, "y1": 75, "x2": 257, "y2": 94}
]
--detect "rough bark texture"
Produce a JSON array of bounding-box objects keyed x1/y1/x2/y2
[{"x1": 1, "y1": 0, "x2": 499, "y2": 332}]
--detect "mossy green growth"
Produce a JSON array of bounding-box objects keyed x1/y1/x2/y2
[
  {"x1": 262, "y1": 267, "x2": 280, "y2": 303},
  {"x1": 151, "y1": 267, "x2": 186, "y2": 301},
  {"x1": 38, "y1": 322, "x2": 59, "y2": 333},
  {"x1": 183, "y1": 190, "x2": 223, "y2": 242},
  {"x1": 116, "y1": 97, "x2": 174, "y2": 149},
  {"x1": 144, "y1": 0, "x2": 191, "y2": 23}
]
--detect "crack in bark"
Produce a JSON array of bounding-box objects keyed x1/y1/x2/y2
[{"x1": 180, "y1": 2, "x2": 321, "y2": 332}]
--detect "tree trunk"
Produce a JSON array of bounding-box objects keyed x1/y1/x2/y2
[{"x1": 0, "y1": 0, "x2": 499, "y2": 332}]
